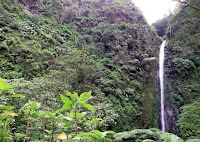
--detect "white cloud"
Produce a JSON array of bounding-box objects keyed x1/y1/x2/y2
[{"x1": 132, "y1": 0, "x2": 177, "y2": 24}]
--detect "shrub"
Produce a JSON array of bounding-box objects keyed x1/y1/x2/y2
[
  {"x1": 178, "y1": 98, "x2": 200, "y2": 140},
  {"x1": 172, "y1": 58, "x2": 195, "y2": 77}
]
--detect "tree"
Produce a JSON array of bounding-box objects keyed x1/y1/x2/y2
[{"x1": 52, "y1": 49, "x2": 100, "y2": 94}]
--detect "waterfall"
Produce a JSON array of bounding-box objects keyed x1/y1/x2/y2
[{"x1": 159, "y1": 40, "x2": 166, "y2": 132}]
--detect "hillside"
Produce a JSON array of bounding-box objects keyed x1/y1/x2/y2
[
  {"x1": 2, "y1": 0, "x2": 200, "y2": 141},
  {"x1": 0, "y1": 0, "x2": 162, "y2": 139}
]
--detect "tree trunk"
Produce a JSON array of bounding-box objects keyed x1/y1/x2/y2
[
  {"x1": 75, "y1": 111, "x2": 78, "y2": 136},
  {"x1": 42, "y1": 118, "x2": 46, "y2": 142},
  {"x1": 29, "y1": 121, "x2": 33, "y2": 142},
  {"x1": 49, "y1": 119, "x2": 55, "y2": 142}
]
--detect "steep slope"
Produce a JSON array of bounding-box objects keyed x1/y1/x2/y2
[
  {"x1": 0, "y1": 1, "x2": 78, "y2": 78},
  {"x1": 164, "y1": 0, "x2": 200, "y2": 136},
  {"x1": 0, "y1": 0, "x2": 161, "y2": 132}
]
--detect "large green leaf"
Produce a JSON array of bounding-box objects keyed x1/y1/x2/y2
[
  {"x1": 90, "y1": 116, "x2": 102, "y2": 123},
  {"x1": 0, "y1": 115, "x2": 7, "y2": 121},
  {"x1": 66, "y1": 91, "x2": 78, "y2": 103},
  {"x1": 0, "y1": 105, "x2": 16, "y2": 110},
  {"x1": 1, "y1": 85, "x2": 16, "y2": 94},
  {"x1": 80, "y1": 91, "x2": 92, "y2": 101},
  {"x1": 76, "y1": 132, "x2": 96, "y2": 138},
  {"x1": 68, "y1": 113, "x2": 85, "y2": 118},
  {"x1": 82, "y1": 103, "x2": 94, "y2": 112},
  {"x1": 103, "y1": 138, "x2": 112, "y2": 142},
  {"x1": 143, "y1": 139, "x2": 155, "y2": 142},
  {"x1": 47, "y1": 112, "x2": 55, "y2": 119},
  {"x1": 64, "y1": 121, "x2": 71, "y2": 127},
  {"x1": 0, "y1": 78, "x2": 5, "y2": 90},
  {"x1": 76, "y1": 113, "x2": 85, "y2": 118},
  {"x1": 93, "y1": 130, "x2": 103, "y2": 138},
  {"x1": 55, "y1": 108, "x2": 63, "y2": 114},
  {"x1": 81, "y1": 136, "x2": 96, "y2": 141},
  {"x1": 102, "y1": 131, "x2": 116, "y2": 137},
  {"x1": 4, "y1": 111, "x2": 18, "y2": 116},
  {"x1": 62, "y1": 104, "x2": 72, "y2": 110},
  {"x1": 7, "y1": 94, "x2": 24, "y2": 98},
  {"x1": 60, "y1": 94, "x2": 72, "y2": 105}
]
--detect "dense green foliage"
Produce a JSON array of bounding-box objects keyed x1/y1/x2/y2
[
  {"x1": 0, "y1": 78, "x2": 24, "y2": 141},
  {"x1": 113, "y1": 129, "x2": 183, "y2": 142},
  {"x1": 0, "y1": 0, "x2": 162, "y2": 133},
  {"x1": 178, "y1": 98, "x2": 200, "y2": 140},
  {"x1": 0, "y1": 0, "x2": 78, "y2": 79},
  {"x1": 0, "y1": 77, "x2": 117, "y2": 141},
  {"x1": 1, "y1": 0, "x2": 200, "y2": 141},
  {"x1": 163, "y1": 0, "x2": 200, "y2": 136},
  {"x1": 1, "y1": 78, "x2": 186, "y2": 142}
]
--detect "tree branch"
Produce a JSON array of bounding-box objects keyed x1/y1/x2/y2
[{"x1": 174, "y1": 0, "x2": 200, "y2": 11}]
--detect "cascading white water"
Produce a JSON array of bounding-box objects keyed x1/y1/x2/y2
[{"x1": 159, "y1": 40, "x2": 166, "y2": 132}]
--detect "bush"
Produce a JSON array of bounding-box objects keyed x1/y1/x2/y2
[
  {"x1": 178, "y1": 98, "x2": 200, "y2": 140},
  {"x1": 172, "y1": 58, "x2": 195, "y2": 77}
]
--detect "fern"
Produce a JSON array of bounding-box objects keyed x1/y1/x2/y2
[
  {"x1": 114, "y1": 131, "x2": 133, "y2": 141},
  {"x1": 114, "y1": 129, "x2": 162, "y2": 142}
]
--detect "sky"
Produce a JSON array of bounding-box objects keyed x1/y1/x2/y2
[{"x1": 132, "y1": 0, "x2": 178, "y2": 24}]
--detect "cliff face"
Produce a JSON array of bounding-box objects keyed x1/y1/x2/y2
[
  {"x1": 0, "y1": 0, "x2": 161, "y2": 131},
  {"x1": 164, "y1": 0, "x2": 200, "y2": 135},
  {"x1": 19, "y1": 0, "x2": 146, "y2": 25}
]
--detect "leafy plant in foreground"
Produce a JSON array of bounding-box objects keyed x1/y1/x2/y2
[
  {"x1": 58, "y1": 91, "x2": 116, "y2": 141},
  {"x1": 58, "y1": 91, "x2": 94, "y2": 138},
  {"x1": 40, "y1": 109, "x2": 65, "y2": 142},
  {"x1": 20, "y1": 102, "x2": 41, "y2": 142},
  {"x1": 75, "y1": 130, "x2": 115, "y2": 142},
  {"x1": 0, "y1": 77, "x2": 24, "y2": 142}
]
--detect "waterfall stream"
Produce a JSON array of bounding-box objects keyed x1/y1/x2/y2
[{"x1": 159, "y1": 40, "x2": 166, "y2": 132}]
